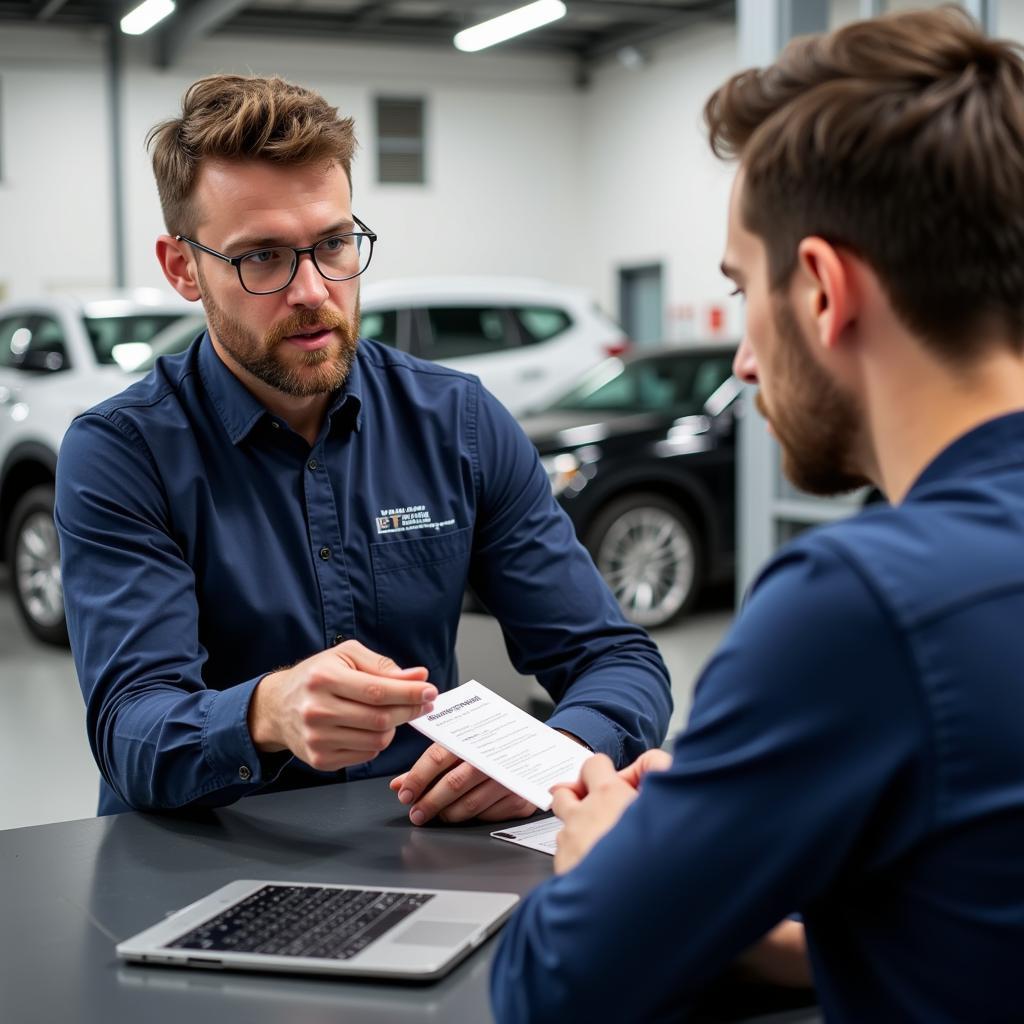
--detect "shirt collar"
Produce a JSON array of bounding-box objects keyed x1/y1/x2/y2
[
  {"x1": 197, "y1": 332, "x2": 364, "y2": 445},
  {"x1": 906, "y1": 410, "x2": 1024, "y2": 498}
]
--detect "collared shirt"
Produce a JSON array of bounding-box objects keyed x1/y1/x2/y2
[
  {"x1": 491, "y1": 412, "x2": 1024, "y2": 1024},
  {"x1": 55, "y1": 335, "x2": 671, "y2": 816}
]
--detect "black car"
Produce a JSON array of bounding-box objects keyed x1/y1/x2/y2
[{"x1": 519, "y1": 345, "x2": 739, "y2": 629}]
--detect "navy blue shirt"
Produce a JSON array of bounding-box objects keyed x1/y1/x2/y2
[
  {"x1": 55, "y1": 335, "x2": 671, "y2": 816},
  {"x1": 491, "y1": 412, "x2": 1024, "y2": 1023}
]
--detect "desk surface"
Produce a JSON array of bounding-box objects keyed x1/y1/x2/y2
[{"x1": 0, "y1": 777, "x2": 820, "y2": 1024}]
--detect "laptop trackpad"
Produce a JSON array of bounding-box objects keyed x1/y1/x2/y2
[{"x1": 392, "y1": 921, "x2": 478, "y2": 946}]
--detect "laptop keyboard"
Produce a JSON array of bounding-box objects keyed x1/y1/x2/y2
[{"x1": 167, "y1": 885, "x2": 435, "y2": 961}]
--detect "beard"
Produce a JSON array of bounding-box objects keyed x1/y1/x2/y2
[
  {"x1": 760, "y1": 295, "x2": 868, "y2": 496},
  {"x1": 198, "y1": 267, "x2": 359, "y2": 397}
]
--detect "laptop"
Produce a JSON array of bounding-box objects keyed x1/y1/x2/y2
[{"x1": 116, "y1": 880, "x2": 519, "y2": 981}]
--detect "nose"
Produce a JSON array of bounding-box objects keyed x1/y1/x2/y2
[
  {"x1": 285, "y1": 252, "x2": 329, "y2": 308},
  {"x1": 733, "y1": 333, "x2": 758, "y2": 384}
]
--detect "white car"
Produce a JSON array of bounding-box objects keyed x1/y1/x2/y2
[
  {"x1": 359, "y1": 276, "x2": 629, "y2": 415},
  {"x1": 0, "y1": 292, "x2": 205, "y2": 644}
]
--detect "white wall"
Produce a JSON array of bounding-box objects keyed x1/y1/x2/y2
[
  {"x1": 0, "y1": 17, "x2": 743, "y2": 334},
  {"x1": 0, "y1": 26, "x2": 116, "y2": 301},
  {"x1": 117, "y1": 32, "x2": 588, "y2": 293},
  {"x1": 579, "y1": 20, "x2": 741, "y2": 338}
]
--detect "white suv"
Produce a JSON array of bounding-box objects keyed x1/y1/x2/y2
[
  {"x1": 359, "y1": 276, "x2": 629, "y2": 415},
  {"x1": 0, "y1": 293, "x2": 204, "y2": 644}
]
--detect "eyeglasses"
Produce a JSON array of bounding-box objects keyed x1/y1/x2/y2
[{"x1": 176, "y1": 216, "x2": 377, "y2": 295}]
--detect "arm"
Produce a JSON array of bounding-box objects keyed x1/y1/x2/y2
[
  {"x1": 469, "y1": 385, "x2": 672, "y2": 760},
  {"x1": 391, "y1": 384, "x2": 672, "y2": 824},
  {"x1": 56, "y1": 413, "x2": 435, "y2": 812},
  {"x1": 490, "y1": 543, "x2": 928, "y2": 1024}
]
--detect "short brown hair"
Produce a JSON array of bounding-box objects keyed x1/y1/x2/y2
[
  {"x1": 705, "y1": 6, "x2": 1024, "y2": 358},
  {"x1": 147, "y1": 74, "x2": 356, "y2": 237}
]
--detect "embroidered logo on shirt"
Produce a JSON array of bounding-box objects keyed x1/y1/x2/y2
[{"x1": 376, "y1": 505, "x2": 456, "y2": 535}]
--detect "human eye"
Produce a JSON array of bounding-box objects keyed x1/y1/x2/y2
[
  {"x1": 320, "y1": 235, "x2": 350, "y2": 252},
  {"x1": 241, "y1": 248, "x2": 280, "y2": 265}
]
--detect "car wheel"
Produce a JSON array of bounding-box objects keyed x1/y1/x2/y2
[
  {"x1": 5, "y1": 484, "x2": 69, "y2": 647},
  {"x1": 585, "y1": 492, "x2": 702, "y2": 629}
]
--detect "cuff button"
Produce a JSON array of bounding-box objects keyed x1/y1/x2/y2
[{"x1": 238, "y1": 765, "x2": 252, "y2": 781}]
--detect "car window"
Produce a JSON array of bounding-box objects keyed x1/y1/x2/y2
[
  {"x1": 552, "y1": 353, "x2": 734, "y2": 414},
  {"x1": 125, "y1": 316, "x2": 206, "y2": 373},
  {"x1": 14, "y1": 315, "x2": 70, "y2": 372},
  {"x1": 514, "y1": 307, "x2": 572, "y2": 345},
  {"x1": 421, "y1": 306, "x2": 512, "y2": 360},
  {"x1": 361, "y1": 309, "x2": 399, "y2": 347},
  {"x1": 84, "y1": 315, "x2": 184, "y2": 365},
  {"x1": 0, "y1": 315, "x2": 33, "y2": 370}
]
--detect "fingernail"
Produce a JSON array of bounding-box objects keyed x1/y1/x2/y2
[
  {"x1": 421, "y1": 703, "x2": 435, "y2": 715},
  {"x1": 422, "y1": 686, "x2": 438, "y2": 702},
  {"x1": 410, "y1": 809, "x2": 425, "y2": 826},
  {"x1": 398, "y1": 788, "x2": 415, "y2": 805}
]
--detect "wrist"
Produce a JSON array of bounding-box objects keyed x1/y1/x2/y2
[
  {"x1": 249, "y1": 672, "x2": 287, "y2": 752},
  {"x1": 556, "y1": 728, "x2": 593, "y2": 752}
]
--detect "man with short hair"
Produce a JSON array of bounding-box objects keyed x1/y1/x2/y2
[
  {"x1": 491, "y1": 9, "x2": 1024, "y2": 1022},
  {"x1": 55, "y1": 75, "x2": 671, "y2": 821}
]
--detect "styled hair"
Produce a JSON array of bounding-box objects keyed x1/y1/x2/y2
[
  {"x1": 705, "y1": 5, "x2": 1024, "y2": 358},
  {"x1": 147, "y1": 74, "x2": 356, "y2": 237}
]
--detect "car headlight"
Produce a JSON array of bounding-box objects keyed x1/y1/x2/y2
[{"x1": 541, "y1": 452, "x2": 584, "y2": 496}]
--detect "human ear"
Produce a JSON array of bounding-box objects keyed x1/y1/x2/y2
[
  {"x1": 155, "y1": 235, "x2": 202, "y2": 302},
  {"x1": 795, "y1": 237, "x2": 854, "y2": 352}
]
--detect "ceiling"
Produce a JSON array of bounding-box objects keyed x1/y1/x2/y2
[{"x1": 0, "y1": 0, "x2": 735, "y2": 68}]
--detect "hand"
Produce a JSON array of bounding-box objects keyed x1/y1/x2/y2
[
  {"x1": 736, "y1": 920, "x2": 812, "y2": 988},
  {"x1": 550, "y1": 753, "x2": 640, "y2": 874},
  {"x1": 556, "y1": 747, "x2": 672, "y2": 800},
  {"x1": 389, "y1": 743, "x2": 536, "y2": 826},
  {"x1": 248, "y1": 640, "x2": 437, "y2": 772},
  {"x1": 618, "y1": 747, "x2": 672, "y2": 789}
]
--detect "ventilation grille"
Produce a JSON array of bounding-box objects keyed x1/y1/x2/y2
[{"x1": 376, "y1": 97, "x2": 425, "y2": 185}]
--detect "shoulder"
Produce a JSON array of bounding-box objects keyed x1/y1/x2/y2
[
  {"x1": 73, "y1": 345, "x2": 198, "y2": 433},
  {"x1": 786, "y1": 489, "x2": 1024, "y2": 629},
  {"x1": 356, "y1": 338, "x2": 481, "y2": 392}
]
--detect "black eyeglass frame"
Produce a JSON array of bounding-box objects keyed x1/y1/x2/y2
[{"x1": 175, "y1": 216, "x2": 377, "y2": 295}]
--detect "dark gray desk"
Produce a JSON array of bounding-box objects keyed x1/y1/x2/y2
[{"x1": 0, "y1": 777, "x2": 820, "y2": 1024}]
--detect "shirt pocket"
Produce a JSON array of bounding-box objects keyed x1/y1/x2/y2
[{"x1": 370, "y1": 527, "x2": 473, "y2": 630}]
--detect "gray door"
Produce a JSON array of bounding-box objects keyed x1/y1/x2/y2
[{"x1": 619, "y1": 264, "x2": 664, "y2": 346}]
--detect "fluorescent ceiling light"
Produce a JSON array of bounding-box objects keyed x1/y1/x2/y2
[
  {"x1": 120, "y1": 0, "x2": 175, "y2": 35},
  {"x1": 454, "y1": 0, "x2": 566, "y2": 52}
]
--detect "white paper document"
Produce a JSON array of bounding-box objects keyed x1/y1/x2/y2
[
  {"x1": 490, "y1": 816, "x2": 562, "y2": 856},
  {"x1": 409, "y1": 679, "x2": 592, "y2": 811}
]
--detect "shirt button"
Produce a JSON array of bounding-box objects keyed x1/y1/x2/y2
[
  {"x1": 319, "y1": 546, "x2": 331, "y2": 560},
  {"x1": 270, "y1": 420, "x2": 280, "y2": 430},
  {"x1": 238, "y1": 765, "x2": 252, "y2": 781},
  {"x1": 307, "y1": 458, "x2": 318, "y2": 471},
  {"x1": 334, "y1": 634, "x2": 345, "y2": 645}
]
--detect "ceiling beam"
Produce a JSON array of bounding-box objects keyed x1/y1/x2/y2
[
  {"x1": 34, "y1": 0, "x2": 69, "y2": 21},
  {"x1": 440, "y1": 0, "x2": 711, "y2": 23},
  {"x1": 582, "y1": 0, "x2": 733, "y2": 61},
  {"x1": 156, "y1": 0, "x2": 250, "y2": 67},
  {"x1": 221, "y1": 10, "x2": 591, "y2": 52}
]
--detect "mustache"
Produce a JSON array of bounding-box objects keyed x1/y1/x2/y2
[{"x1": 265, "y1": 308, "x2": 352, "y2": 347}]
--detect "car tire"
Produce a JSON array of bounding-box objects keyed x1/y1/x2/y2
[
  {"x1": 5, "y1": 484, "x2": 69, "y2": 647},
  {"x1": 585, "y1": 492, "x2": 703, "y2": 629}
]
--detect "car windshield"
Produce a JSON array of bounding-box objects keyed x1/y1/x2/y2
[
  {"x1": 550, "y1": 351, "x2": 735, "y2": 415},
  {"x1": 84, "y1": 314, "x2": 190, "y2": 367},
  {"x1": 130, "y1": 317, "x2": 206, "y2": 373}
]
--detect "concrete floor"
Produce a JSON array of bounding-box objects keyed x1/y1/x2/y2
[{"x1": 0, "y1": 572, "x2": 733, "y2": 832}]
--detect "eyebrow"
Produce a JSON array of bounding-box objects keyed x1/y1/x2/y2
[{"x1": 224, "y1": 219, "x2": 356, "y2": 253}]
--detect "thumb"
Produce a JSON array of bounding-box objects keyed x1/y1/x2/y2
[{"x1": 335, "y1": 639, "x2": 429, "y2": 679}]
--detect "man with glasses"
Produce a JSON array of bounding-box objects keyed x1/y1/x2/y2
[{"x1": 54, "y1": 75, "x2": 670, "y2": 822}]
